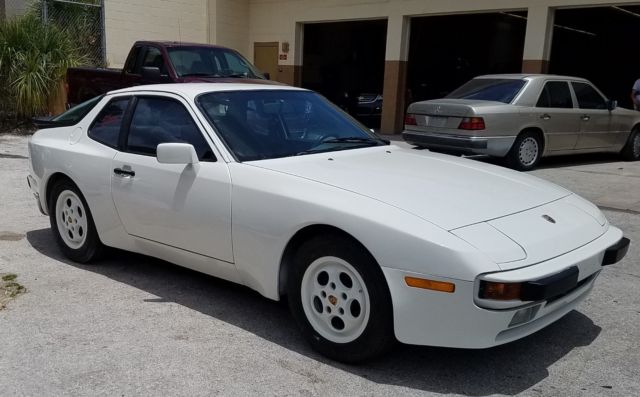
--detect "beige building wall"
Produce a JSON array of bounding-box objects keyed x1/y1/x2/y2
[
  {"x1": 104, "y1": 0, "x2": 208, "y2": 67},
  {"x1": 208, "y1": 0, "x2": 250, "y2": 57}
]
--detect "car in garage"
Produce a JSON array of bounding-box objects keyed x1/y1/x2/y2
[
  {"x1": 27, "y1": 83, "x2": 629, "y2": 362},
  {"x1": 403, "y1": 74, "x2": 640, "y2": 170}
]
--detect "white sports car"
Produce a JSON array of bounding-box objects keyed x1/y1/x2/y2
[{"x1": 27, "y1": 83, "x2": 629, "y2": 363}]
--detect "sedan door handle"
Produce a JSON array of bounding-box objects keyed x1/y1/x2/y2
[
  {"x1": 540, "y1": 114, "x2": 551, "y2": 120},
  {"x1": 581, "y1": 115, "x2": 591, "y2": 121},
  {"x1": 113, "y1": 167, "x2": 135, "y2": 177}
]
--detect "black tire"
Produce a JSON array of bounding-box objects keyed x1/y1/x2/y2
[
  {"x1": 621, "y1": 127, "x2": 640, "y2": 161},
  {"x1": 48, "y1": 179, "x2": 103, "y2": 263},
  {"x1": 287, "y1": 234, "x2": 395, "y2": 363},
  {"x1": 505, "y1": 131, "x2": 543, "y2": 171}
]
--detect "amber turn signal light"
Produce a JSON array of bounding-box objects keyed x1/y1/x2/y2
[
  {"x1": 405, "y1": 277, "x2": 455, "y2": 293},
  {"x1": 479, "y1": 281, "x2": 522, "y2": 300}
]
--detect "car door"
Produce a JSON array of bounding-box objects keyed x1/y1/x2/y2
[
  {"x1": 572, "y1": 81, "x2": 614, "y2": 150},
  {"x1": 533, "y1": 81, "x2": 581, "y2": 151},
  {"x1": 110, "y1": 94, "x2": 234, "y2": 263}
]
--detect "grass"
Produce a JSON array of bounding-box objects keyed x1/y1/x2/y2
[{"x1": 0, "y1": 273, "x2": 25, "y2": 309}]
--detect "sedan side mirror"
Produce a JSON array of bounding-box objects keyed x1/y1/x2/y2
[
  {"x1": 263, "y1": 72, "x2": 271, "y2": 80},
  {"x1": 607, "y1": 99, "x2": 618, "y2": 111},
  {"x1": 157, "y1": 143, "x2": 199, "y2": 165}
]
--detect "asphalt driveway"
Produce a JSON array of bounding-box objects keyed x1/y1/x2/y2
[{"x1": 1, "y1": 134, "x2": 639, "y2": 396}]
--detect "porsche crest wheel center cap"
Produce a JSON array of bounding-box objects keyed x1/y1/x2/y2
[{"x1": 328, "y1": 295, "x2": 338, "y2": 305}]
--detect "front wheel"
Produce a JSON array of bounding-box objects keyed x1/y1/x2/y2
[
  {"x1": 505, "y1": 132, "x2": 542, "y2": 171},
  {"x1": 287, "y1": 235, "x2": 395, "y2": 363},
  {"x1": 621, "y1": 128, "x2": 640, "y2": 161},
  {"x1": 49, "y1": 179, "x2": 103, "y2": 263}
]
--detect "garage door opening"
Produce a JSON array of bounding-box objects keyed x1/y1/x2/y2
[
  {"x1": 550, "y1": 6, "x2": 640, "y2": 109},
  {"x1": 302, "y1": 20, "x2": 387, "y2": 128},
  {"x1": 408, "y1": 12, "x2": 527, "y2": 103}
]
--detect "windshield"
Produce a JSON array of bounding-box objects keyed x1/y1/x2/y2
[
  {"x1": 52, "y1": 95, "x2": 104, "y2": 124},
  {"x1": 167, "y1": 47, "x2": 263, "y2": 79},
  {"x1": 197, "y1": 90, "x2": 384, "y2": 161},
  {"x1": 446, "y1": 78, "x2": 526, "y2": 103}
]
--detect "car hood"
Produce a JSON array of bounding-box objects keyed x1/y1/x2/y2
[{"x1": 249, "y1": 146, "x2": 571, "y2": 230}]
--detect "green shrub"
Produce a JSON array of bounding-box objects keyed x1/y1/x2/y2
[{"x1": 0, "y1": 14, "x2": 85, "y2": 118}]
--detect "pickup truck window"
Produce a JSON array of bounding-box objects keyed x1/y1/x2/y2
[
  {"x1": 167, "y1": 47, "x2": 262, "y2": 78},
  {"x1": 141, "y1": 47, "x2": 167, "y2": 75},
  {"x1": 125, "y1": 46, "x2": 142, "y2": 74},
  {"x1": 89, "y1": 98, "x2": 131, "y2": 149},
  {"x1": 126, "y1": 97, "x2": 215, "y2": 161}
]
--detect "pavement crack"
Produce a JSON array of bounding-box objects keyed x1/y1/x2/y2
[{"x1": 0, "y1": 153, "x2": 28, "y2": 159}]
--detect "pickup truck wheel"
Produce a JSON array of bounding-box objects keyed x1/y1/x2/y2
[
  {"x1": 621, "y1": 128, "x2": 640, "y2": 161},
  {"x1": 287, "y1": 235, "x2": 395, "y2": 363},
  {"x1": 49, "y1": 179, "x2": 103, "y2": 263},
  {"x1": 505, "y1": 131, "x2": 542, "y2": 171}
]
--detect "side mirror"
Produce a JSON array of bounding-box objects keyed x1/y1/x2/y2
[
  {"x1": 263, "y1": 72, "x2": 271, "y2": 80},
  {"x1": 142, "y1": 66, "x2": 162, "y2": 81},
  {"x1": 607, "y1": 99, "x2": 618, "y2": 111},
  {"x1": 157, "y1": 143, "x2": 199, "y2": 165}
]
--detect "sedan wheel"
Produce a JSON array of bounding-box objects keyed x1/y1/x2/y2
[
  {"x1": 621, "y1": 128, "x2": 640, "y2": 161},
  {"x1": 288, "y1": 234, "x2": 395, "y2": 363},
  {"x1": 506, "y1": 132, "x2": 542, "y2": 171},
  {"x1": 49, "y1": 179, "x2": 103, "y2": 263}
]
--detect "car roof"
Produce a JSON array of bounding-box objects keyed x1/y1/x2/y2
[
  {"x1": 475, "y1": 73, "x2": 589, "y2": 82},
  {"x1": 108, "y1": 83, "x2": 309, "y2": 99}
]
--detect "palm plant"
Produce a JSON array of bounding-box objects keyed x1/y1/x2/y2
[{"x1": 0, "y1": 14, "x2": 85, "y2": 118}]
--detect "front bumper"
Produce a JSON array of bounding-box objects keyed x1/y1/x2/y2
[
  {"x1": 382, "y1": 226, "x2": 627, "y2": 348},
  {"x1": 402, "y1": 130, "x2": 515, "y2": 157}
]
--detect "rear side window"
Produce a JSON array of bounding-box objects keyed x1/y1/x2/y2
[
  {"x1": 52, "y1": 95, "x2": 103, "y2": 124},
  {"x1": 572, "y1": 82, "x2": 607, "y2": 109},
  {"x1": 126, "y1": 97, "x2": 215, "y2": 161},
  {"x1": 88, "y1": 98, "x2": 130, "y2": 148},
  {"x1": 536, "y1": 81, "x2": 573, "y2": 108}
]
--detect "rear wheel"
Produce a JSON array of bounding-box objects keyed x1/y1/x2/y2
[
  {"x1": 505, "y1": 131, "x2": 542, "y2": 171},
  {"x1": 49, "y1": 179, "x2": 103, "y2": 263},
  {"x1": 287, "y1": 235, "x2": 395, "y2": 363},
  {"x1": 621, "y1": 127, "x2": 640, "y2": 161}
]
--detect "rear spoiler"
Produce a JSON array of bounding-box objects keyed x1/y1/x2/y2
[{"x1": 31, "y1": 116, "x2": 74, "y2": 130}]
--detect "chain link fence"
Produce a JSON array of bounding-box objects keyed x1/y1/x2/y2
[{"x1": 1, "y1": 0, "x2": 105, "y2": 67}]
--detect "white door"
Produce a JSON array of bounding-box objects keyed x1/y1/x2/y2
[{"x1": 110, "y1": 95, "x2": 234, "y2": 263}]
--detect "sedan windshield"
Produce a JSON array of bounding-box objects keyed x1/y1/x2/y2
[
  {"x1": 446, "y1": 78, "x2": 526, "y2": 103},
  {"x1": 167, "y1": 47, "x2": 263, "y2": 79},
  {"x1": 197, "y1": 90, "x2": 385, "y2": 161}
]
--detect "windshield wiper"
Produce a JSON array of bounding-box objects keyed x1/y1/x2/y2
[
  {"x1": 321, "y1": 137, "x2": 380, "y2": 145},
  {"x1": 181, "y1": 73, "x2": 220, "y2": 77},
  {"x1": 220, "y1": 72, "x2": 249, "y2": 78}
]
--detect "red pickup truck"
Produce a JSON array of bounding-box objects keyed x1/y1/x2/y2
[{"x1": 67, "y1": 41, "x2": 274, "y2": 106}]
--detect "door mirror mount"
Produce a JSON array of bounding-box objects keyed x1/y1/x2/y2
[
  {"x1": 157, "y1": 143, "x2": 199, "y2": 165},
  {"x1": 607, "y1": 99, "x2": 618, "y2": 111},
  {"x1": 263, "y1": 72, "x2": 270, "y2": 80}
]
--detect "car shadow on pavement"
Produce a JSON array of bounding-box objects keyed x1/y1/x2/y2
[{"x1": 26, "y1": 228, "x2": 602, "y2": 396}]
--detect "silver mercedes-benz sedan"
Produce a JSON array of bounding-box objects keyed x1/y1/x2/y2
[{"x1": 402, "y1": 74, "x2": 640, "y2": 170}]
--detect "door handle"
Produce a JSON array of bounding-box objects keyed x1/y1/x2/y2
[
  {"x1": 581, "y1": 115, "x2": 591, "y2": 121},
  {"x1": 114, "y1": 167, "x2": 135, "y2": 177},
  {"x1": 540, "y1": 114, "x2": 551, "y2": 120}
]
